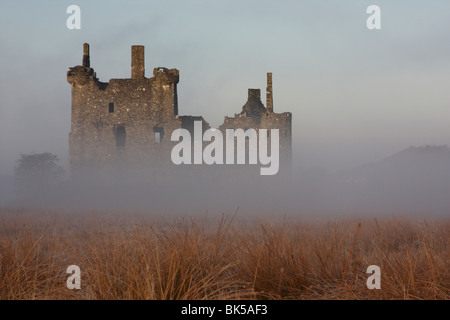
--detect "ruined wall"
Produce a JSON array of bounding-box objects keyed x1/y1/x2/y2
[
  {"x1": 68, "y1": 44, "x2": 182, "y2": 177},
  {"x1": 67, "y1": 45, "x2": 292, "y2": 180},
  {"x1": 219, "y1": 75, "x2": 292, "y2": 175}
]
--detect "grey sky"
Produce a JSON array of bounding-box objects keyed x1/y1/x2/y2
[{"x1": 1, "y1": 0, "x2": 450, "y2": 175}]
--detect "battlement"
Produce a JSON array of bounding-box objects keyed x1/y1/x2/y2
[
  {"x1": 67, "y1": 43, "x2": 97, "y2": 86},
  {"x1": 153, "y1": 67, "x2": 180, "y2": 84},
  {"x1": 67, "y1": 43, "x2": 179, "y2": 87},
  {"x1": 67, "y1": 65, "x2": 97, "y2": 86}
]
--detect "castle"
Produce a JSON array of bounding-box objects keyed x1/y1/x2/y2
[{"x1": 67, "y1": 44, "x2": 291, "y2": 178}]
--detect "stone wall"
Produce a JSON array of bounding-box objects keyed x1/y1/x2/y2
[
  {"x1": 219, "y1": 85, "x2": 292, "y2": 175},
  {"x1": 68, "y1": 44, "x2": 184, "y2": 177},
  {"x1": 67, "y1": 44, "x2": 292, "y2": 179}
]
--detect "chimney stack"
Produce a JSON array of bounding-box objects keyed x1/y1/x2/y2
[
  {"x1": 248, "y1": 88, "x2": 261, "y2": 101},
  {"x1": 131, "y1": 45, "x2": 145, "y2": 79},
  {"x1": 82, "y1": 43, "x2": 90, "y2": 68},
  {"x1": 266, "y1": 72, "x2": 273, "y2": 113}
]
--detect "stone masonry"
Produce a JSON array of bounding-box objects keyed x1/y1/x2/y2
[{"x1": 67, "y1": 43, "x2": 291, "y2": 177}]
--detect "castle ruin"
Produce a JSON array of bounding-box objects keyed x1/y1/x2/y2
[{"x1": 67, "y1": 44, "x2": 291, "y2": 178}]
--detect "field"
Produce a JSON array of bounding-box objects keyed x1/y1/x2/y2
[{"x1": 0, "y1": 209, "x2": 448, "y2": 300}]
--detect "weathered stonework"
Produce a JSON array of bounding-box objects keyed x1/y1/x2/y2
[
  {"x1": 67, "y1": 44, "x2": 291, "y2": 178},
  {"x1": 219, "y1": 80, "x2": 292, "y2": 173}
]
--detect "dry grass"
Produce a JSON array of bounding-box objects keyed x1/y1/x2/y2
[{"x1": 0, "y1": 209, "x2": 448, "y2": 300}]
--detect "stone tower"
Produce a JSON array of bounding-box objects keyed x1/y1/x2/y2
[{"x1": 67, "y1": 43, "x2": 203, "y2": 177}]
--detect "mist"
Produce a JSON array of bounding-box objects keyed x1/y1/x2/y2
[
  {"x1": 1, "y1": 144, "x2": 449, "y2": 219},
  {"x1": 1, "y1": 1, "x2": 450, "y2": 217}
]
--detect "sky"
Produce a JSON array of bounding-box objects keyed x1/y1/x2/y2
[{"x1": 1, "y1": 0, "x2": 450, "y2": 175}]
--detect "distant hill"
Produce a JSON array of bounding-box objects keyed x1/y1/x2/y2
[
  {"x1": 296, "y1": 145, "x2": 450, "y2": 214},
  {"x1": 382, "y1": 145, "x2": 450, "y2": 165},
  {"x1": 342, "y1": 145, "x2": 450, "y2": 181},
  {"x1": 335, "y1": 145, "x2": 450, "y2": 213}
]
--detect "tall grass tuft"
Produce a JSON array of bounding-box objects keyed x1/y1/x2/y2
[{"x1": 0, "y1": 210, "x2": 448, "y2": 300}]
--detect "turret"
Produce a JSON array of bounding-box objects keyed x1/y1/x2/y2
[{"x1": 67, "y1": 43, "x2": 96, "y2": 86}]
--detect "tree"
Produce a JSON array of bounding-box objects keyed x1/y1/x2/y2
[{"x1": 14, "y1": 153, "x2": 64, "y2": 197}]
